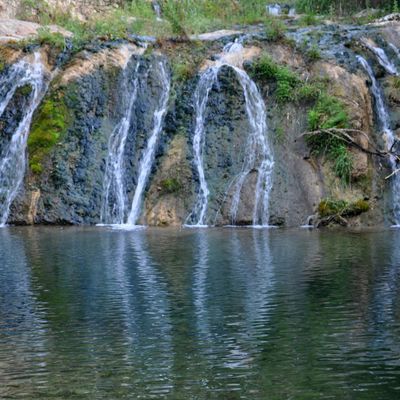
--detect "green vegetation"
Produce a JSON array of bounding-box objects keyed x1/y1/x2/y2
[
  {"x1": 296, "y1": 0, "x2": 391, "y2": 15},
  {"x1": 37, "y1": 27, "x2": 66, "y2": 49},
  {"x1": 264, "y1": 17, "x2": 287, "y2": 41},
  {"x1": 172, "y1": 61, "x2": 194, "y2": 82},
  {"x1": 16, "y1": 84, "x2": 33, "y2": 97},
  {"x1": 297, "y1": 13, "x2": 319, "y2": 26},
  {"x1": 306, "y1": 94, "x2": 352, "y2": 183},
  {"x1": 250, "y1": 55, "x2": 299, "y2": 103},
  {"x1": 250, "y1": 54, "x2": 325, "y2": 103},
  {"x1": 306, "y1": 44, "x2": 321, "y2": 61},
  {"x1": 318, "y1": 198, "x2": 369, "y2": 218},
  {"x1": 308, "y1": 94, "x2": 348, "y2": 131},
  {"x1": 160, "y1": 178, "x2": 182, "y2": 194},
  {"x1": 390, "y1": 76, "x2": 400, "y2": 89},
  {"x1": 28, "y1": 92, "x2": 70, "y2": 174}
]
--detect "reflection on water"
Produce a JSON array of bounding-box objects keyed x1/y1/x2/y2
[{"x1": 0, "y1": 228, "x2": 400, "y2": 399}]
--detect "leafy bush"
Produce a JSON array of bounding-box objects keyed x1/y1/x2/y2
[{"x1": 306, "y1": 94, "x2": 352, "y2": 182}]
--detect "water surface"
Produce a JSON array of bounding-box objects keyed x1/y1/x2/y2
[{"x1": 0, "y1": 227, "x2": 400, "y2": 399}]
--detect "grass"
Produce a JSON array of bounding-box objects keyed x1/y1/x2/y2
[
  {"x1": 250, "y1": 54, "x2": 325, "y2": 103},
  {"x1": 16, "y1": 0, "x2": 282, "y2": 43},
  {"x1": 264, "y1": 17, "x2": 287, "y2": 41},
  {"x1": 306, "y1": 94, "x2": 352, "y2": 183},
  {"x1": 318, "y1": 198, "x2": 369, "y2": 218},
  {"x1": 37, "y1": 27, "x2": 66, "y2": 49},
  {"x1": 160, "y1": 178, "x2": 182, "y2": 194},
  {"x1": 250, "y1": 55, "x2": 300, "y2": 103},
  {"x1": 306, "y1": 44, "x2": 321, "y2": 61},
  {"x1": 297, "y1": 14, "x2": 319, "y2": 26}
]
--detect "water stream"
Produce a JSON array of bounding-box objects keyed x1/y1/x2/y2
[
  {"x1": 100, "y1": 61, "x2": 141, "y2": 225},
  {"x1": 187, "y1": 43, "x2": 274, "y2": 227},
  {"x1": 99, "y1": 59, "x2": 170, "y2": 228},
  {"x1": 357, "y1": 55, "x2": 400, "y2": 224},
  {"x1": 0, "y1": 53, "x2": 48, "y2": 226},
  {"x1": 363, "y1": 41, "x2": 399, "y2": 75},
  {"x1": 127, "y1": 60, "x2": 170, "y2": 226}
]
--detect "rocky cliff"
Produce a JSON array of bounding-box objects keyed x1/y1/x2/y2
[{"x1": 0, "y1": 14, "x2": 399, "y2": 227}]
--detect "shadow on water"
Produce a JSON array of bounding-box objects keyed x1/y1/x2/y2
[{"x1": 0, "y1": 227, "x2": 400, "y2": 398}]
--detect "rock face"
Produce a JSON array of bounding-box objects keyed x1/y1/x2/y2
[{"x1": 0, "y1": 20, "x2": 399, "y2": 227}]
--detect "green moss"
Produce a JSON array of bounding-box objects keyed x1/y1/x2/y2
[
  {"x1": 28, "y1": 92, "x2": 70, "y2": 174},
  {"x1": 160, "y1": 178, "x2": 182, "y2": 194},
  {"x1": 318, "y1": 198, "x2": 370, "y2": 218}
]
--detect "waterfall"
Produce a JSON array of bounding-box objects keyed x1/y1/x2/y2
[
  {"x1": 100, "y1": 59, "x2": 170, "y2": 228},
  {"x1": 152, "y1": 0, "x2": 162, "y2": 21},
  {"x1": 357, "y1": 55, "x2": 400, "y2": 225},
  {"x1": 186, "y1": 43, "x2": 274, "y2": 227},
  {"x1": 127, "y1": 60, "x2": 170, "y2": 226},
  {"x1": 267, "y1": 4, "x2": 281, "y2": 16},
  {"x1": 101, "y1": 62, "x2": 141, "y2": 224},
  {"x1": 0, "y1": 53, "x2": 47, "y2": 227},
  {"x1": 389, "y1": 43, "x2": 400, "y2": 61},
  {"x1": 363, "y1": 41, "x2": 399, "y2": 76}
]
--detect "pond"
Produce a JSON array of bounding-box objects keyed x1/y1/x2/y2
[{"x1": 0, "y1": 227, "x2": 399, "y2": 399}]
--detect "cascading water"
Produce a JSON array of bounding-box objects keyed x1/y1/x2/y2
[
  {"x1": 267, "y1": 4, "x2": 281, "y2": 16},
  {"x1": 389, "y1": 43, "x2": 400, "y2": 63},
  {"x1": 126, "y1": 60, "x2": 170, "y2": 226},
  {"x1": 357, "y1": 55, "x2": 400, "y2": 225},
  {"x1": 186, "y1": 43, "x2": 274, "y2": 227},
  {"x1": 100, "y1": 59, "x2": 170, "y2": 228},
  {"x1": 100, "y1": 62, "x2": 141, "y2": 225},
  {"x1": 0, "y1": 53, "x2": 47, "y2": 227},
  {"x1": 362, "y1": 41, "x2": 399, "y2": 75}
]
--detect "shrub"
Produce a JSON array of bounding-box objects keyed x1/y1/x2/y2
[
  {"x1": 298, "y1": 14, "x2": 319, "y2": 26},
  {"x1": 306, "y1": 94, "x2": 352, "y2": 182},
  {"x1": 37, "y1": 27, "x2": 66, "y2": 49},
  {"x1": 250, "y1": 55, "x2": 300, "y2": 103},
  {"x1": 318, "y1": 198, "x2": 369, "y2": 218},
  {"x1": 306, "y1": 45, "x2": 321, "y2": 61},
  {"x1": 296, "y1": 82, "x2": 323, "y2": 101},
  {"x1": 265, "y1": 17, "x2": 287, "y2": 42}
]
